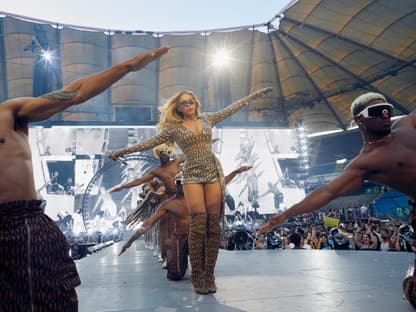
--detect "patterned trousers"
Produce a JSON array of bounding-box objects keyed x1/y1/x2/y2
[
  {"x1": 0, "y1": 200, "x2": 80, "y2": 312},
  {"x1": 166, "y1": 232, "x2": 189, "y2": 281}
]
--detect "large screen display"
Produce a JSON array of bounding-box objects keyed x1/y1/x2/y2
[{"x1": 29, "y1": 126, "x2": 306, "y2": 231}]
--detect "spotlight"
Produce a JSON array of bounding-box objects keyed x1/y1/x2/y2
[
  {"x1": 51, "y1": 24, "x2": 63, "y2": 30},
  {"x1": 41, "y1": 49, "x2": 53, "y2": 63},
  {"x1": 212, "y1": 49, "x2": 230, "y2": 68}
]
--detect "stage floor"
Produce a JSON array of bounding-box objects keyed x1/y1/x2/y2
[{"x1": 75, "y1": 235, "x2": 415, "y2": 312}]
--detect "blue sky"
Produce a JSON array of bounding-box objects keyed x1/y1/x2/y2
[{"x1": 1, "y1": 0, "x2": 294, "y2": 32}]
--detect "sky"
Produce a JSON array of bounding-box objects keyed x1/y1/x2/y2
[{"x1": 1, "y1": 0, "x2": 295, "y2": 33}]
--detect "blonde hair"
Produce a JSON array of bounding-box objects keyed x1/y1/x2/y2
[
  {"x1": 152, "y1": 143, "x2": 174, "y2": 158},
  {"x1": 157, "y1": 90, "x2": 201, "y2": 130},
  {"x1": 351, "y1": 92, "x2": 387, "y2": 116}
]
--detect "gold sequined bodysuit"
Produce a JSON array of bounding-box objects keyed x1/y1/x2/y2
[{"x1": 118, "y1": 98, "x2": 251, "y2": 186}]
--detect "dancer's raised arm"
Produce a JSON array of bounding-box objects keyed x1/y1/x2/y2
[
  {"x1": 118, "y1": 207, "x2": 168, "y2": 256},
  {"x1": 109, "y1": 126, "x2": 174, "y2": 160},
  {"x1": 4, "y1": 46, "x2": 169, "y2": 122},
  {"x1": 208, "y1": 87, "x2": 272, "y2": 125}
]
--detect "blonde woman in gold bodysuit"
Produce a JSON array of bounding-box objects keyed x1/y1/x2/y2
[{"x1": 110, "y1": 87, "x2": 272, "y2": 294}]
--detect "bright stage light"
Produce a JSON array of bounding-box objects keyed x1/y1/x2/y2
[
  {"x1": 51, "y1": 23, "x2": 64, "y2": 30},
  {"x1": 336, "y1": 158, "x2": 347, "y2": 164},
  {"x1": 41, "y1": 49, "x2": 53, "y2": 63},
  {"x1": 212, "y1": 49, "x2": 230, "y2": 68}
]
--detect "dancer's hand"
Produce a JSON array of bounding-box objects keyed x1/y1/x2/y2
[
  {"x1": 237, "y1": 165, "x2": 253, "y2": 173},
  {"x1": 242, "y1": 87, "x2": 273, "y2": 104},
  {"x1": 129, "y1": 46, "x2": 170, "y2": 71},
  {"x1": 108, "y1": 150, "x2": 120, "y2": 161},
  {"x1": 119, "y1": 227, "x2": 145, "y2": 256},
  {"x1": 255, "y1": 87, "x2": 273, "y2": 97},
  {"x1": 249, "y1": 87, "x2": 273, "y2": 100},
  {"x1": 118, "y1": 241, "x2": 132, "y2": 256},
  {"x1": 258, "y1": 213, "x2": 287, "y2": 234},
  {"x1": 109, "y1": 185, "x2": 123, "y2": 193},
  {"x1": 107, "y1": 151, "x2": 127, "y2": 164},
  {"x1": 124, "y1": 214, "x2": 133, "y2": 226}
]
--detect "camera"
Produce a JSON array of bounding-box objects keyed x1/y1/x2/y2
[
  {"x1": 267, "y1": 232, "x2": 282, "y2": 249},
  {"x1": 399, "y1": 224, "x2": 416, "y2": 246},
  {"x1": 329, "y1": 227, "x2": 350, "y2": 250}
]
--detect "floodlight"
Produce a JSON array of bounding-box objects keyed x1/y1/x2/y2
[
  {"x1": 212, "y1": 49, "x2": 230, "y2": 68},
  {"x1": 41, "y1": 49, "x2": 53, "y2": 63}
]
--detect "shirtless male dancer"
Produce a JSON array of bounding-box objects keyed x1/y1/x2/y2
[
  {"x1": 0, "y1": 46, "x2": 169, "y2": 311},
  {"x1": 110, "y1": 143, "x2": 184, "y2": 263},
  {"x1": 258, "y1": 92, "x2": 416, "y2": 307}
]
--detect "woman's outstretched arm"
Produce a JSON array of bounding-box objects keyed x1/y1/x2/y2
[
  {"x1": 109, "y1": 126, "x2": 174, "y2": 159},
  {"x1": 208, "y1": 87, "x2": 272, "y2": 125}
]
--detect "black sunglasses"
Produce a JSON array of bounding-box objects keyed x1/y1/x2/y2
[
  {"x1": 357, "y1": 103, "x2": 394, "y2": 119},
  {"x1": 177, "y1": 100, "x2": 196, "y2": 108}
]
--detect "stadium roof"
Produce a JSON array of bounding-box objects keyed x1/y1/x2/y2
[{"x1": 0, "y1": 0, "x2": 415, "y2": 133}]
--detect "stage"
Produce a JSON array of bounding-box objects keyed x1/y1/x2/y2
[{"x1": 76, "y1": 235, "x2": 415, "y2": 312}]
